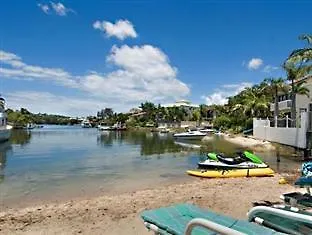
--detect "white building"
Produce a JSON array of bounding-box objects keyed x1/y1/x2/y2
[
  {"x1": 270, "y1": 75, "x2": 312, "y2": 117},
  {"x1": 163, "y1": 100, "x2": 199, "y2": 109}
]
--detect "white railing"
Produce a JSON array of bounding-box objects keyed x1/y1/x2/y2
[
  {"x1": 253, "y1": 112, "x2": 308, "y2": 149},
  {"x1": 270, "y1": 100, "x2": 292, "y2": 112}
]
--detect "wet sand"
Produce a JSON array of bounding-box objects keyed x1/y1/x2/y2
[
  {"x1": 0, "y1": 176, "x2": 294, "y2": 235},
  {"x1": 222, "y1": 134, "x2": 276, "y2": 151}
]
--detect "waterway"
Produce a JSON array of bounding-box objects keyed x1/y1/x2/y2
[{"x1": 0, "y1": 125, "x2": 302, "y2": 208}]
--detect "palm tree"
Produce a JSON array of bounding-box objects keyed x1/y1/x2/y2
[
  {"x1": 287, "y1": 34, "x2": 312, "y2": 64},
  {"x1": 284, "y1": 34, "x2": 312, "y2": 124},
  {"x1": 293, "y1": 79, "x2": 310, "y2": 104},
  {"x1": 264, "y1": 77, "x2": 289, "y2": 119},
  {"x1": 234, "y1": 86, "x2": 270, "y2": 118}
]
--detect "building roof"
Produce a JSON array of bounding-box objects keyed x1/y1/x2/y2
[
  {"x1": 128, "y1": 107, "x2": 143, "y2": 114},
  {"x1": 295, "y1": 74, "x2": 312, "y2": 84},
  {"x1": 163, "y1": 100, "x2": 199, "y2": 108}
]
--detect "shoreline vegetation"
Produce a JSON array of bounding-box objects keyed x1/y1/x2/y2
[
  {"x1": 1, "y1": 34, "x2": 310, "y2": 234},
  {"x1": 0, "y1": 176, "x2": 295, "y2": 235},
  {"x1": 9, "y1": 35, "x2": 312, "y2": 132}
]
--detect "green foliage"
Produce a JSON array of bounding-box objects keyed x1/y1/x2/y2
[
  {"x1": 191, "y1": 110, "x2": 200, "y2": 121},
  {"x1": 7, "y1": 108, "x2": 74, "y2": 127},
  {"x1": 97, "y1": 108, "x2": 113, "y2": 119},
  {"x1": 284, "y1": 34, "x2": 312, "y2": 121},
  {"x1": 213, "y1": 115, "x2": 231, "y2": 130}
]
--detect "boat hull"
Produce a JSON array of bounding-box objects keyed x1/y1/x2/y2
[
  {"x1": 173, "y1": 134, "x2": 206, "y2": 140},
  {"x1": 187, "y1": 168, "x2": 274, "y2": 178},
  {"x1": 198, "y1": 161, "x2": 268, "y2": 169},
  {"x1": 0, "y1": 126, "x2": 12, "y2": 142}
]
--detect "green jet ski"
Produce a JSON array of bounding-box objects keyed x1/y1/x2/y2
[{"x1": 198, "y1": 151, "x2": 268, "y2": 169}]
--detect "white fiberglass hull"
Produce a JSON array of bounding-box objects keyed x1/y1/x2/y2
[
  {"x1": 174, "y1": 135, "x2": 205, "y2": 140},
  {"x1": 173, "y1": 132, "x2": 206, "y2": 140},
  {"x1": 198, "y1": 159, "x2": 268, "y2": 169},
  {"x1": 0, "y1": 125, "x2": 12, "y2": 142},
  {"x1": 98, "y1": 126, "x2": 111, "y2": 131}
]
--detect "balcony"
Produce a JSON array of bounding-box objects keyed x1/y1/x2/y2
[{"x1": 270, "y1": 100, "x2": 292, "y2": 112}]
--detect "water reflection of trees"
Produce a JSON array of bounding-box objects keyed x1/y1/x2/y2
[
  {"x1": 10, "y1": 130, "x2": 32, "y2": 146},
  {"x1": 97, "y1": 131, "x2": 185, "y2": 155},
  {"x1": 0, "y1": 142, "x2": 12, "y2": 184}
]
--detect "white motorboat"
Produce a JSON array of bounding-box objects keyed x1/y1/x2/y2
[
  {"x1": 26, "y1": 123, "x2": 36, "y2": 129},
  {"x1": 158, "y1": 127, "x2": 170, "y2": 133},
  {"x1": 214, "y1": 130, "x2": 222, "y2": 136},
  {"x1": 97, "y1": 123, "x2": 111, "y2": 131},
  {"x1": 199, "y1": 128, "x2": 215, "y2": 134},
  {"x1": 0, "y1": 97, "x2": 12, "y2": 142},
  {"x1": 81, "y1": 119, "x2": 92, "y2": 128},
  {"x1": 173, "y1": 130, "x2": 206, "y2": 140}
]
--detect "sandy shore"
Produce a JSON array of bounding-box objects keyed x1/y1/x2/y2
[
  {"x1": 0, "y1": 176, "x2": 294, "y2": 235},
  {"x1": 220, "y1": 134, "x2": 276, "y2": 151}
]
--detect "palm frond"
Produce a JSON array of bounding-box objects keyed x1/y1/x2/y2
[{"x1": 299, "y1": 34, "x2": 312, "y2": 45}]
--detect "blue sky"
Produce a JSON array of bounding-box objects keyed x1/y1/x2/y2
[{"x1": 0, "y1": 0, "x2": 311, "y2": 116}]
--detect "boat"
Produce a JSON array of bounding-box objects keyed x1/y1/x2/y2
[
  {"x1": 199, "y1": 128, "x2": 215, "y2": 134},
  {"x1": 81, "y1": 119, "x2": 92, "y2": 128},
  {"x1": 214, "y1": 130, "x2": 222, "y2": 136},
  {"x1": 186, "y1": 168, "x2": 274, "y2": 178},
  {"x1": 198, "y1": 151, "x2": 268, "y2": 169},
  {"x1": 0, "y1": 97, "x2": 12, "y2": 142},
  {"x1": 173, "y1": 130, "x2": 206, "y2": 140},
  {"x1": 158, "y1": 127, "x2": 170, "y2": 133},
  {"x1": 110, "y1": 122, "x2": 127, "y2": 131},
  {"x1": 97, "y1": 123, "x2": 111, "y2": 131},
  {"x1": 25, "y1": 123, "x2": 36, "y2": 129}
]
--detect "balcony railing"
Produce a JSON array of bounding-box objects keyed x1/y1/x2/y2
[{"x1": 270, "y1": 100, "x2": 292, "y2": 112}]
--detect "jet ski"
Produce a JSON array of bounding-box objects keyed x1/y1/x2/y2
[{"x1": 198, "y1": 151, "x2": 268, "y2": 169}]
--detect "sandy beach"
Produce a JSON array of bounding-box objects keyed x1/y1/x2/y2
[
  {"x1": 0, "y1": 176, "x2": 295, "y2": 235},
  {"x1": 203, "y1": 134, "x2": 276, "y2": 151}
]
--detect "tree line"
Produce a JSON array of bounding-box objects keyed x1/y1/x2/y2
[
  {"x1": 6, "y1": 108, "x2": 80, "y2": 128},
  {"x1": 213, "y1": 34, "x2": 311, "y2": 132},
  {"x1": 6, "y1": 35, "x2": 311, "y2": 131}
]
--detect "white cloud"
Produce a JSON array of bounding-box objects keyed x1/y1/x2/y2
[
  {"x1": 50, "y1": 2, "x2": 75, "y2": 16},
  {"x1": 5, "y1": 91, "x2": 107, "y2": 117},
  {"x1": 37, "y1": 2, "x2": 75, "y2": 16},
  {"x1": 247, "y1": 58, "x2": 263, "y2": 70},
  {"x1": 262, "y1": 65, "x2": 279, "y2": 73},
  {"x1": 202, "y1": 82, "x2": 252, "y2": 105},
  {"x1": 0, "y1": 50, "x2": 76, "y2": 87},
  {"x1": 1, "y1": 46, "x2": 190, "y2": 114},
  {"x1": 93, "y1": 19, "x2": 137, "y2": 40},
  {"x1": 107, "y1": 45, "x2": 176, "y2": 78},
  {"x1": 37, "y1": 3, "x2": 50, "y2": 14},
  {"x1": 80, "y1": 45, "x2": 189, "y2": 102}
]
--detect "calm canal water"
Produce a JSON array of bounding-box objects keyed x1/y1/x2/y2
[{"x1": 0, "y1": 125, "x2": 302, "y2": 208}]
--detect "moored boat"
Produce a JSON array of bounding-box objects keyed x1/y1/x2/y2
[
  {"x1": 173, "y1": 130, "x2": 206, "y2": 140},
  {"x1": 0, "y1": 96, "x2": 12, "y2": 142},
  {"x1": 158, "y1": 127, "x2": 170, "y2": 133},
  {"x1": 110, "y1": 122, "x2": 126, "y2": 131},
  {"x1": 25, "y1": 123, "x2": 36, "y2": 129},
  {"x1": 81, "y1": 119, "x2": 92, "y2": 128},
  {"x1": 199, "y1": 128, "x2": 215, "y2": 134},
  {"x1": 97, "y1": 123, "x2": 111, "y2": 131}
]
